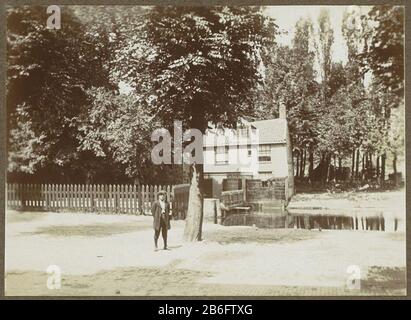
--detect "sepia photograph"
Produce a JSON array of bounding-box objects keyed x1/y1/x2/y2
[{"x1": 3, "y1": 3, "x2": 406, "y2": 297}]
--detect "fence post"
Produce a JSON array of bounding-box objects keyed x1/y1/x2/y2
[
  {"x1": 58, "y1": 184, "x2": 62, "y2": 209},
  {"x1": 125, "y1": 184, "x2": 128, "y2": 214},
  {"x1": 50, "y1": 184, "x2": 54, "y2": 210},
  {"x1": 107, "y1": 184, "x2": 111, "y2": 213},
  {"x1": 45, "y1": 184, "x2": 50, "y2": 210},
  {"x1": 97, "y1": 184, "x2": 101, "y2": 212},
  {"x1": 31, "y1": 184, "x2": 35, "y2": 208},
  {"x1": 53, "y1": 184, "x2": 58, "y2": 210},
  {"x1": 60, "y1": 184, "x2": 64, "y2": 210},
  {"x1": 131, "y1": 184, "x2": 135, "y2": 214},
  {"x1": 27, "y1": 183, "x2": 30, "y2": 209},
  {"x1": 125, "y1": 184, "x2": 129, "y2": 214},
  {"x1": 67, "y1": 184, "x2": 71, "y2": 209},
  {"x1": 20, "y1": 184, "x2": 24, "y2": 210},
  {"x1": 75, "y1": 183, "x2": 78, "y2": 211},
  {"x1": 141, "y1": 185, "x2": 146, "y2": 214},
  {"x1": 68, "y1": 184, "x2": 72, "y2": 211},
  {"x1": 56, "y1": 184, "x2": 60, "y2": 211},
  {"x1": 38, "y1": 184, "x2": 42, "y2": 208},
  {"x1": 134, "y1": 184, "x2": 138, "y2": 214},
  {"x1": 137, "y1": 184, "x2": 142, "y2": 215},
  {"x1": 32, "y1": 184, "x2": 36, "y2": 208},
  {"x1": 75, "y1": 184, "x2": 78, "y2": 211},
  {"x1": 90, "y1": 184, "x2": 95, "y2": 212},
  {"x1": 33, "y1": 184, "x2": 36, "y2": 208},
  {"x1": 120, "y1": 184, "x2": 124, "y2": 213},
  {"x1": 113, "y1": 185, "x2": 117, "y2": 213},
  {"x1": 103, "y1": 184, "x2": 107, "y2": 213},
  {"x1": 69, "y1": 184, "x2": 73, "y2": 210},
  {"x1": 78, "y1": 184, "x2": 83, "y2": 212},
  {"x1": 124, "y1": 184, "x2": 129, "y2": 214},
  {"x1": 40, "y1": 184, "x2": 44, "y2": 210},
  {"x1": 129, "y1": 184, "x2": 133, "y2": 214},
  {"x1": 83, "y1": 184, "x2": 87, "y2": 211},
  {"x1": 70, "y1": 184, "x2": 74, "y2": 211}
]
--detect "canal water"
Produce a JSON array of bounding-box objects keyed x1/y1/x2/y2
[
  {"x1": 222, "y1": 210, "x2": 403, "y2": 232},
  {"x1": 290, "y1": 213, "x2": 399, "y2": 231}
]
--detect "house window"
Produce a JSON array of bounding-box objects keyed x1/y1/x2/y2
[
  {"x1": 215, "y1": 145, "x2": 229, "y2": 164},
  {"x1": 258, "y1": 145, "x2": 271, "y2": 163},
  {"x1": 247, "y1": 144, "x2": 252, "y2": 157},
  {"x1": 238, "y1": 126, "x2": 249, "y2": 138},
  {"x1": 259, "y1": 171, "x2": 273, "y2": 181}
]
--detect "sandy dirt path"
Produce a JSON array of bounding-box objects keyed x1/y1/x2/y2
[{"x1": 5, "y1": 210, "x2": 406, "y2": 296}]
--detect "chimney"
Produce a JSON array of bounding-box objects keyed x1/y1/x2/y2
[{"x1": 279, "y1": 103, "x2": 286, "y2": 119}]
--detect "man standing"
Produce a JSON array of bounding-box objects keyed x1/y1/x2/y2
[{"x1": 152, "y1": 190, "x2": 171, "y2": 251}]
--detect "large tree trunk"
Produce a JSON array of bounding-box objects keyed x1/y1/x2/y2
[
  {"x1": 351, "y1": 149, "x2": 355, "y2": 179},
  {"x1": 393, "y1": 154, "x2": 397, "y2": 174},
  {"x1": 320, "y1": 153, "x2": 330, "y2": 185},
  {"x1": 366, "y1": 153, "x2": 369, "y2": 169},
  {"x1": 308, "y1": 150, "x2": 314, "y2": 183},
  {"x1": 381, "y1": 153, "x2": 386, "y2": 185},
  {"x1": 361, "y1": 153, "x2": 365, "y2": 180},
  {"x1": 355, "y1": 149, "x2": 360, "y2": 178},
  {"x1": 183, "y1": 96, "x2": 205, "y2": 242},
  {"x1": 295, "y1": 152, "x2": 300, "y2": 177},
  {"x1": 369, "y1": 154, "x2": 373, "y2": 170},
  {"x1": 300, "y1": 149, "x2": 306, "y2": 178},
  {"x1": 183, "y1": 164, "x2": 204, "y2": 241},
  {"x1": 326, "y1": 154, "x2": 332, "y2": 183},
  {"x1": 393, "y1": 153, "x2": 398, "y2": 186},
  {"x1": 376, "y1": 155, "x2": 380, "y2": 179}
]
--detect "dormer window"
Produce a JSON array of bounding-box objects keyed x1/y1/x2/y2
[
  {"x1": 215, "y1": 145, "x2": 229, "y2": 164},
  {"x1": 238, "y1": 126, "x2": 249, "y2": 138}
]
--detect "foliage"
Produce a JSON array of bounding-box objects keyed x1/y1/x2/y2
[
  {"x1": 113, "y1": 6, "x2": 278, "y2": 131},
  {"x1": 362, "y1": 5, "x2": 404, "y2": 99},
  {"x1": 76, "y1": 87, "x2": 182, "y2": 184},
  {"x1": 7, "y1": 6, "x2": 112, "y2": 179},
  {"x1": 6, "y1": 5, "x2": 404, "y2": 187}
]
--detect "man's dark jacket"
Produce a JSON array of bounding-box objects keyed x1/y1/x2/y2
[{"x1": 151, "y1": 200, "x2": 171, "y2": 231}]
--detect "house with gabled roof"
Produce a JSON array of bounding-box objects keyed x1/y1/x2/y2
[{"x1": 203, "y1": 105, "x2": 294, "y2": 199}]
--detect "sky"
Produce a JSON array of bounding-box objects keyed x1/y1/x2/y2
[{"x1": 264, "y1": 5, "x2": 371, "y2": 64}]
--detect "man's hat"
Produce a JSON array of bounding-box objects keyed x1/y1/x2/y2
[{"x1": 157, "y1": 190, "x2": 167, "y2": 197}]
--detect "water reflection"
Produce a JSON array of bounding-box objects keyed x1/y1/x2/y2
[
  {"x1": 288, "y1": 214, "x2": 399, "y2": 231},
  {"x1": 222, "y1": 210, "x2": 402, "y2": 231}
]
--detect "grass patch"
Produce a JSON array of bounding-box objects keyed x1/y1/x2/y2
[
  {"x1": 7, "y1": 211, "x2": 47, "y2": 223},
  {"x1": 20, "y1": 221, "x2": 150, "y2": 238},
  {"x1": 362, "y1": 266, "x2": 406, "y2": 294},
  {"x1": 5, "y1": 266, "x2": 213, "y2": 296},
  {"x1": 6, "y1": 266, "x2": 405, "y2": 296},
  {"x1": 385, "y1": 232, "x2": 405, "y2": 241},
  {"x1": 204, "y1": 227, "x2": 319, "y2": 244}
]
